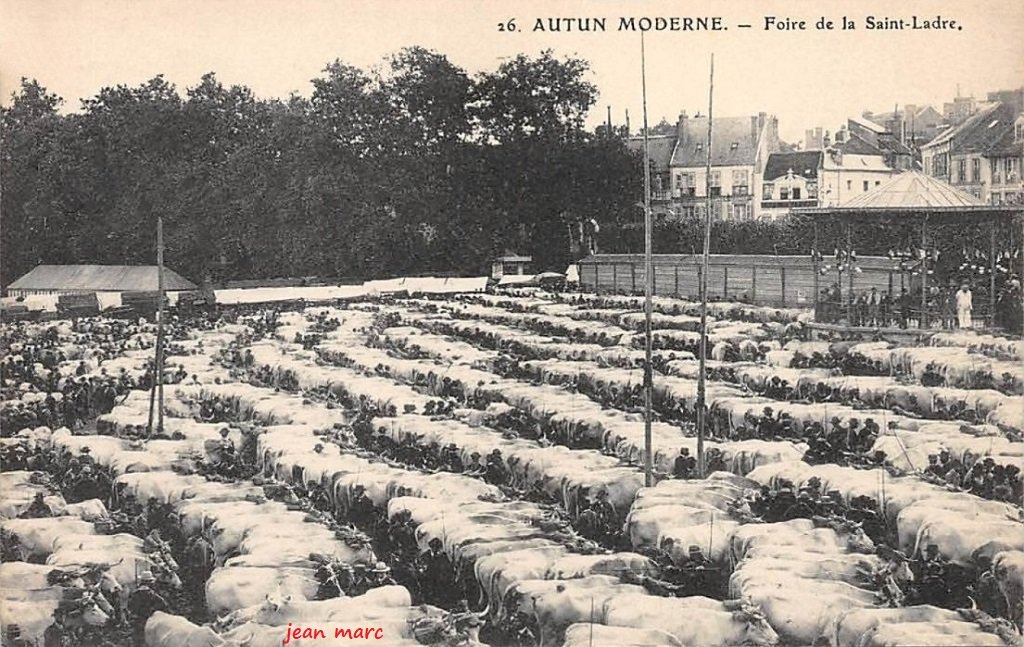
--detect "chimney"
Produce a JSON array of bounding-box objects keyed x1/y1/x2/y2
[
  {"x1": 751, "y1": 116, "x2": 759, "y2": 148},
  {"x1": 823, "y1": 130, "x2": 832, "y2": 148},
  {"x1": 677, "y1": 110, "x2": 689, "y2": 141},
  {"x1": 834, "y1": 127, "x2": 846, "y2": 144}
]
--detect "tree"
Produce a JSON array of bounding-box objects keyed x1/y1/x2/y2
[{"x1": 471, "y1": 50, "x2": 596, "y2": 144}]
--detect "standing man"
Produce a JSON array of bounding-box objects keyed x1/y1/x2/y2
[
  {"x1": 128, "y1": 572, "x2": 167, "y2": 646},
  {"x1": 956, "y1": 283, "x2": 973, "y2": 329}
]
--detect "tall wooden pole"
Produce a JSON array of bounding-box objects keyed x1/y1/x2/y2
[
  {"x1": 696, "y1": 54, "x2": 715, "y2": 479},
  {"x1": 155, "y1": 216, "x2": 166, "y2": 434},
  {"x1": 640, "y1": 32, "x2": 654, "y2": 487}
]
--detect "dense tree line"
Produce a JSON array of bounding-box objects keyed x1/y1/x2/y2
[{"x1": 1, "y1": 49, "x2": 643, "y2": 286}]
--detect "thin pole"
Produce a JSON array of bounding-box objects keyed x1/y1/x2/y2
[
  {"x1": 989, "y1": 222, "x2": 996, "y2": 328},
  {"x1": 640, "y1": 32, "x2": 654, "y2": 488},
  {"x1": 696, "y1": 53, "x2": 715, "y2": 479},
  {"x1": 155, "y1": 216, "x2": 166, "y2": 435},
  {"x1": 920, "y1": 217, "x2": 928, "y2": 328},
  {"x1": 846, "y1": 222, "x2": 854, "y2": 323}
]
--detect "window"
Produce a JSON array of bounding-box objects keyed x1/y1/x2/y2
[
  {"x1": 875, "y1": 181, "x2": 881, "y2": 186},
  {"x1": 710, "y1": 186, "x2": 722, "y2": 197},
  {"x1": 682, "y1": 206, "x2": 696, "y2": 218},
  {"x1": 762, "y1": 183, "x2": 773, "y2": 197},
  {"x1": 780, "y1": 187, "x2": 790, "y2": 200},
  {"x1": 792, "y1": 188, "x2": 801, "y2": 200},
  {"x1": 847, "y1": 180, "x2": 853, "y2": 191},
  {"x1": 733, "y1": 167, "x2": 749, "y2": 190},
  {"x1": 676, "y1": 172, "x2": 697, "y2": 196},
  {"x1": 863, "y1": 181, "x2": 869, "y2": 192},
  {"x1": 1007, "y1": 158, "x2": 1019, "y2": 179},
  {"x1": 807, "y1": 182, "x2": 818, "y2": 199},
  {"x1": 958, "y1": 159, "x2": 966, "y2": 182},
  {"x1": 972, "y1": 158, "x2": 980, "y2": 182},
  {"x1": 709, "y1": 170, "x2": 721, "y2": 187},
  {"x1": 733, "y1": 203, "x2": 749, "y2": 220}
]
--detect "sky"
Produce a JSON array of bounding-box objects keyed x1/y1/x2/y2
[{"x1": 1, "y1": 0, "x2": 1022, "y2": 142}]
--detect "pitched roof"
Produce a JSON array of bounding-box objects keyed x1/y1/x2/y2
[
  {"x1": 821, "y1": 152, "x2": 892, "y2": 172},
  {"x1": 836, "y1": 133, "x2": 882, "y2": 156},
  {"x1": 626, "y1": 135, "x2": 676, "y2": 173},
  {"x1": 8, "y1": 265, "x2": 197, "y2": 292},
  {"x1": 950, "y1": 103, "x2": 1018, "y2": 154},
  {"x1": 764, "y1": 151, "x2": 822, "y2": 181},
  {"x1": 840, "y1": 170, "x2": 984, "y2": 209},
  {"x1": 923, "y1": 103, "x2": 1005, "y2": 149},
  {"x1": 849, "y1": 115, "x2": 886, "y2": 134},
  {"x1": 670, "y1": 115, "x2": 761, "y2": 167},
  {"x1": 983, "y1": 123, "x2": 1023, "y2": 157}
]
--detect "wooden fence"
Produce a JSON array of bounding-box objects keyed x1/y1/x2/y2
[{"x1": 577, "y1": 253, "x2": 906, "y2": 308}]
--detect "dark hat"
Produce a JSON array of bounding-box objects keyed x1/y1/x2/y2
[{"x1": 429, "y1": 538, "x2": 443, "y2": 549}]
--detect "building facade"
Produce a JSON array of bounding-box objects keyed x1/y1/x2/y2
[
  {"x1": 759, "y1": 147, "x2": 897, "y2": 219},
  {"x1": 921, "y1": 102, "x2": 1020, "y2": 203},
  {"x1": 985, "y1": 114, "x2": 1024, "y2": 205},
  {"x1": 629, "y1": 111, "x2": 780, "y2": 221}
]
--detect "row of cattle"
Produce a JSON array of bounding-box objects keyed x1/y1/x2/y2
[
  {"x1": 266, "y1": 304, "x2": 1023, "y2": 643},
  {"x1": 113, "y1": 322, "x2": 792, "y2": 647},
  {"x1": 392, "y1": 309, "x2": 1021, "y2": 438},
  {"x1": 3, "y1": 295, "x2": 1022, "y2": 646}
]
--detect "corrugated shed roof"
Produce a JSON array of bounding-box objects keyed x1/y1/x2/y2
[
  {"x1": 670, "y1": 116, "x2": 760, "y2": 167},
  {"x1": 840, "y1": 171, "x2": 984, "y2": 209},
  {"x1": 764, "y1": 151, "x2": 822, "y2": 181},
  {"x1": 626, "y1": 135, "x2": 677, "y2": 173},
  {"x1": 8, "y1": 265, "x2": 197, "y2": 292}
]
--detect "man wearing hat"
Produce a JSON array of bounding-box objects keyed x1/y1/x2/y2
[
  {"x1": 19, "y1": 492, "x2": 52, "y2": 519},
  {"x1": 484, "y1": 449, "x2": 508, "y2": 486},
  {"x1": 682, "y1": 544, "x2": 711, "y2": 569},
  {"x1": 128, "y1": 571, "x2": 167, "y2": 645},
  {"x1": 43, "y1": 606, "x2": 69, "y2": 647},
  {"x1": 348, "y1": 484, "x2": 377, "y2": 528},
  {"x1": 68, "y1": 465, "x2": 101, "y2": 504},
  {"x1": 917, "y1": 544, "x2": 948, "y2": 606},
  {"x1": 673, "y1": 447, "x2": 696, "y2": 480},
  {"x1": 442, "y1": 443, "x2": 463, "y2": 473},
  {"x1": 367, "y1": 561, "x2": 397, "y2": 587},
  {"x1": 419, "y1": 538, "x2": 455, "y2": 608}
]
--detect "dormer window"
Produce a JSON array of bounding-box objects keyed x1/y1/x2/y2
[{"x1": 730, "y1": 142, "x2": 739, "y2": 150}]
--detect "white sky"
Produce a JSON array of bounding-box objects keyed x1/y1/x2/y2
[{"x1": 1, "y1": 0, "x2": 1022, "y2": 141}]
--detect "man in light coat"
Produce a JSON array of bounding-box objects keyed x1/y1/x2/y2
[{"x1": 956, "y1": 283, "x2": 973, "y2": 329}]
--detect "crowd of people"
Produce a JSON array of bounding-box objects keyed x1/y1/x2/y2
[
  {"x1": 921, "y1": 450, "x2": 1022, "y2": 502},
  {"x1": 818, "y1": 277, "x2": 1022, "y2": 334}
]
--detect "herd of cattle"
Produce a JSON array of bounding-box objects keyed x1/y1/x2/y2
[{"x1": 1, "y1": 288, "x2": 1023, "y2": 647}]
